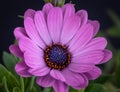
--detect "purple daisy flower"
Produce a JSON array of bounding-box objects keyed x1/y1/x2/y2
[{"x1": 9, "y1": 3, "x2": 112, "y2": 92}]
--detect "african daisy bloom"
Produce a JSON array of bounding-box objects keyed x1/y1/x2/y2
[{"x1": 9, "y1": 3, "x2": 112, "y2": 92}]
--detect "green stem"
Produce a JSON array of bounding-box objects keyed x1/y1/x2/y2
[
  {"x1": 78, "y1": 89, "x2": 85, "y2": 92},
  {"x1": 20, "y1": 77, "x2": 24, "y2": 92},
  {"x1": 2, "y1": 77, "x2": 9, "y2": 92},
  {"x1": 29, "y1": 77, "x2": 36, "y2": 91},
  {"x1": 18, "y1": 15, "x2": 24, "y2": 19}
]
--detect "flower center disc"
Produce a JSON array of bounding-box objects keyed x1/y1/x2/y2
[{"x1": 44, "y1": 44, "x2": 71, "y2": 70}]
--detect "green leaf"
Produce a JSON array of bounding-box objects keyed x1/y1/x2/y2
[
  {"x1": 107, "y1": 10, "x2": 120, "y2": 37},
  {"x1": 33, "y1": 83, "x2": 43, "y2": 92},
  {"x1": 107, "y1": 10, "x2": 120, "y2": 30},
  {"x1": 2, "y1": 51, "x2": 18, "y2": 76},
  {"x1": 0, "y1": 64, "x2": 19, "y2": 92},
  {"x1": 96, "y1": 31, "x2": 107, "y2": 37},
  {"x1": 2, "y1": 77, "x2": 9, "y2": 92},
  {"x1": 115, "y1": 50, "x2": 120, "y2": 88},
  {"x1": 30, "y1": 86, "x2": 40, "y2": 92},
  {"x1": 94, "y1": 74, "x2": 111, "y2": 84},
  {"x1": 69, "y1": 87, "x2": 77, "y2": 92},
  {"x1": 69, "y1": 87, "x2": 84, "y2": 92},
  {"x1": 84, "y1": 83, "x2": 106, "y2": 92},
  {"x1": 78, "y1": 89, "x2": 85, "y2": 92},
  {"x1": 43, "y1": 88, "x2": 51, "y2": 92},
  {"x1": 13, "y1": 87, "x2": 21, "y2": 92},
  {"x1": 0, "y1": 83, "x2": 4, "y2": 92},
  {"x1": 106, "y1": 26, "x2": 120, "y2": 37},
  {"x1": 24, "y1": 77, "x2": 37, "y2": 92},
  {"x1": 21, "y1": 77, "x2": 38, "y2": 92},
  {"x1": 104, "y1": 82, "x2": 117, "y2": 92}
]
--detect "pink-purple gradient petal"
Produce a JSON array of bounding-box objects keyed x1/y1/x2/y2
[
  {"x1": 88, "y1": 20, "x2": 100, "y2": 36},
  {"x1": 68, "y1": 63, "x2": 94, "y2": 73},
  {"x1": 14, "y1": 27, "x2": 27, "y2": 40},
  {"x1": 35, "y1": 11, "x2": 52, "y2": 45},
  {"x1": 42, "y1": 3, "x2": 53, "y2": 18},
  {"x1": 69, "y1": 23, "x2": 93, "y2": 53},
  {"x1": 100, "y1": 49, "x2": 112, "y2": 64},
  {"x1": 62, "y1": 4, "x2": 75, "y2": 22},
  {"x1": 53, "y1": 80, "x2": 68, "y2": 92},
  {"x1": 36, "y1": 74, "x2": 55, "y2": 87},
  {"x1": 62, "y1": 68, "x2": 88, "y2": 88},
  {"x1": 15, "y1": 61, "x2": 32, "y2": 77},
  {"x1": 9, "y1": 3, "x2": 112, "y2": 92},
  {"x1": 76, "y1": 10, "x2": 88, "y2": 26},
  {"x1": 47, "y1": 7, "x2": 63, "y2": 43},
  {"x1": 24, "y1": 17, "x2": 45, "y2": 48},
  {"x1": 50, "y1": 69, "x2": 65, "y2": 82},
  {"x1": 28, "y1": 67, "x2": 50, "y2": 76},
  {"x1": 72, "y1": 50, "x2": 104, "y2": 64},
  {"x1": 9, "y1": 44, "x2": 23, "y2": 58},
  {"x1": 60, "y1": 14, "x2": 81, "y2": 44},
  {"x1": 24, "y1": 9, "x2": 35, "y2": 19},
  {"x1": 84, "y1": 66, "x2": 102, "y2": 80}
]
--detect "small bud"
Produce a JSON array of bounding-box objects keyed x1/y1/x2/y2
[
  {"x1": 43, "y1": 0, "x2": 65, "y2": 7},
  {"x1": 57, "y1": 0, "x2": 65, "y2": 7}
]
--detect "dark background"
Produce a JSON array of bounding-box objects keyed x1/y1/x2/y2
[{"x1": 0, "y1": 0, "x2": 120, "y2": 63}]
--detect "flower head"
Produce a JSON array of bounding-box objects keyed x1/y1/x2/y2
[{"x1": 9, "y1": 3, "x2": 112, "y2": 92}]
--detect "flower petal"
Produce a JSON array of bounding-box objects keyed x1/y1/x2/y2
[
  {"x1": 100, "y1": 49, "x2": 112, "y2": 64},
  {"x1": 24, "y1": 9, "x2": 35, "y2": 19},
  {"x1": 42, "y1": 3, "x2": 53, "y2": 18},
  {"x1": 9, "y1": 44, "x2": 23, "y2": 58},
  {"x1": 28, "y1": 67, "x2": 50, "y2": 76},
  {"x1": 84, "y1": 66, "x2": 102, "y2": 80},
  {"x1": 68, "y1": 63, "x2": 94, "y2": 73},
  {"x1": 14, "y1": 27, "x2": 27, "y2": 40},
  {"x1": 72, "y1": 50, "x2": 104, "y2": 64},
  {"x1": 19, "y1": 37, "x2": 42, "y2": 53},
  {"x1": 69, "y1": 23, "x2": 93, "y2": 53},
  {"x1": 53, "y1": 80, "x2": 68, "y2": 92},
  {"x1": 68, "y1": 24, "x2": 90, "y2": 48},
  {"x1": 15, "y1": 61, "x2": 32, "y2": 77},
  {"x1": 50, "y1": 69, "x2": 65, "y2": 82},
  {"x1": 62, "y1": 4, "x2": 75, "y2": 22},
  {"x1": 47, "y1": 7, "x2": 63, "y2": 43},
  {"x1": 62, "y1": 68, "x2": 86, "y2": 87},
  {"x1": 88, "y1": 20, "x2": 100, "y2": 36},
  {"x1": 35, "y1": 11, "x2": 52, "y2": 45},
  {"x1": 83, "y1": 37, "x2": 107, "y2": 52},
  {"x1": 24, "y1": 51, "x2": 45, "y2": 69},
  {"x1": 24, "y1": 17, "x2": 45, "y2": 48},
  {"x1": 36, "y1": 74, "x2": 55, "y2": 87},
  {"x1": 76, "y1": 10, "x2": 88, "y2": 26},
  {"x1": 60, "y1": 14, "x2": 81, "y2": 44},
  {"x1": 72, "y1": 74, "x2": 88, "y2": 90}
]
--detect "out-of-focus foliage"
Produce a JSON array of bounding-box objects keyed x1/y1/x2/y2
[
  {"x1": 106, "y1": 10, "x2": 120, "y2": 37},
  {"x1": 0, "y1": 8, "x2": 120, "y2": 92}
]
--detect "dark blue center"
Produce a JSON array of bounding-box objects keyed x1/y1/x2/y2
[{"x1": 48, "y1": 46, "x2": 67, "y2": 65}]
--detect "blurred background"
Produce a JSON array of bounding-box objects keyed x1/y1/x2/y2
[{"x1": 0, "y1": 0, "x2": 120, "y2": 63}]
